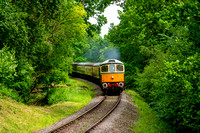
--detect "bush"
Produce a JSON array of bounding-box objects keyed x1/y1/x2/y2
[
  {"x1": 0, "y1": 47, "x2": 21, "y2": 101},
  {"x1": 136, "y1": 53, "x2": 200, "y2": 132},
  {"x1": 47, "y1": 86, "x2": 94, "y2": 105},
  {"x1": 0, "y1": 84, "x2": 21, "y2": 101},
  {"x1": 0, "y1": 47, "x2": 17, "y2": 88},
  {"x1": 0, "y1": 47, "x2": 34, "y2": 102},
  {"x1": 13, "y1": 57, "x2": 34, "y2": 102},
  {"x1": 135, "y1": 48, "x2": 167, "y2": 102},
  {"x1": 152, "y1": 53, "x2": 200, "y2": 132}
]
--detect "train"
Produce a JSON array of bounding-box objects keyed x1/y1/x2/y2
[{"x1": 72, "y1": 59, "x2": 125, "y2": 95}]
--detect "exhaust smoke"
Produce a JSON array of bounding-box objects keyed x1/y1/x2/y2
[{"x1": 104, "y1": 47, "x2": 120, "y2": 60}]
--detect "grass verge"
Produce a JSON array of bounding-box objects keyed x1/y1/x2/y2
[
  {"x1": 125, "y1": 89, "x2": 176, "y2": 133},
  {"x1": 0, "y1": 78, "x2": 95, "y2": 133}
]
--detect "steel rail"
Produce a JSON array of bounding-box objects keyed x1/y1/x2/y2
[
  {"x1": 84, "y1": 94, "x2": 121, "y2": 133},
  {"x1": 50, "y1": 96, "x2": 106, "y2": 133}
]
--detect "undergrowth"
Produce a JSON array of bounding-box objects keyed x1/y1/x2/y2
[
  {"x1": 47, "y1": 78, "x2": 95, "y2": 105},
  {"x1": 125, "y1": 89, "x2": 176, "y2": 133},
  {"x1": 0, "y1": 78, "x2": 95, "y2": 132}
]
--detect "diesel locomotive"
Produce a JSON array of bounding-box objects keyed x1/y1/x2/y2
[{"x1": 72, "y1": 59, "x2": 125, "y2": 95}]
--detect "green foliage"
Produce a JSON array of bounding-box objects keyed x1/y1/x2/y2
[
  {"x1": 77, "y1": 33, "x2": 119, "y2": 62},
  {"x1": 0, "y1": 78, "x2": 94, "y2": 132},
  {"x1": 84, "y1": 34, "x2": 108, "y2": 62},
  {"x1": 0, "y1": 86, "x2": 21, "y2": 102},
  {"x1": 47, "y1": 87, "x2": 91, "y2": 105},
  {"x1": 107, "y1": 0, "x2": 168, "y2": 88},
  {"x1": 0, "y1": 47, "x2": 20, "y2": 101},
  {"x1": 149, "y1": 54, "x2": 200, "y2": 131},
  {"x1": 0, "y1": 2, "x2": 29, "y2": 51},
  {"x1": 126, "y1": 89, "x2": 176, "y2": 133},
  {"x1": 1, "y1": 1, "x2": 88, "y2": 102},
  {"x1": 1, "y1": 0, "x2": 121, "y2": 104},
  {"x1": 108, "y1": 0, "x2": 200, "y2": 132},
  {"x1": 47, "y1": 81, "x2": 95, "y2": 105},
  {"x1": 14, "y1": 57, "x2": 34, "y2": 102},
  {"x1": 73, "y1": 41, "x2": 89, "y2": 62},
  {"x1": 135, "y1": 39, "x2": 200, "y2": 132},
  {"x1": 0, "y1": 47, "x2": 33, "y2": 102},
  {"x1": 135, "y1": 46, "x2": 168, "y2": 101},
  {"x1": 0, "y1": 47, "x2": 17, "y2": 88},
  {"x1": 76, "y1": 0, "x2": 121, "y2": 35}
]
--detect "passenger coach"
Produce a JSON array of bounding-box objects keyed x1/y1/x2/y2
[{"x1": 72, "y1": 59, "x2": 125, "y2": 95}]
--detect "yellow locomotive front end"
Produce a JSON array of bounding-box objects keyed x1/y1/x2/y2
[{"x1": 100, "y1": 59, "x2": 125, "y2": 94}]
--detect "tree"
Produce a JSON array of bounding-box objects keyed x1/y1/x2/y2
[
  {"x1": 107, "y1": 0, "x2": 200, "y2": 131},
  {"x1": 76, "y1": 0, "x2": 122, "y2": 35},
  {"x1": 0, "y1": 0, "x2": 87, "y2": 102},
  {"x1": 76, "y1": 33, "x2": 119, "y2": 62}
]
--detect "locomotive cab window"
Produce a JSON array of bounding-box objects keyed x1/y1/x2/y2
[
  {"x1": 101, "y1": 65, "x2": 108, "y2": 72},
  {"x1": 117, "y1": 64, "x2": 123, "y2": 71},
  {"x1": 109, "y1": 65, "x2": 115, "y2": 72}
]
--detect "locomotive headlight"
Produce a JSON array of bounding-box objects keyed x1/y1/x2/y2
[
  {"x1": 119, "y1": 82, "x2": 124, "y2": 88},
  {"x1": 103, "y1": 83, "x2": 108, "y2": 88}
]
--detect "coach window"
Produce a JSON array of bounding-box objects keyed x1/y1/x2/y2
[
  {"x1": 109, "y1": 65, "x2": 115, "y2": 72},
  {"x1": 101, "y1": 65, "x2": 108, "y2": 72},
  {"x1": 117, "y1": 64, "x2": 123, "y2": 72}
]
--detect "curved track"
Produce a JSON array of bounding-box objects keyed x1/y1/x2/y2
[{"x1": 50, "y1": 95, "x2": 121, "y2": 133}]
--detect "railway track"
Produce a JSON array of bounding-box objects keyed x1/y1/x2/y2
[{"x1": 49, "y1": 94, "x2": 121, "y2": 133}]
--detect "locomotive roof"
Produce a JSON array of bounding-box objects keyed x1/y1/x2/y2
[{"x1": 100, "y1": 59, "x2": 123, "y2": 65}]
